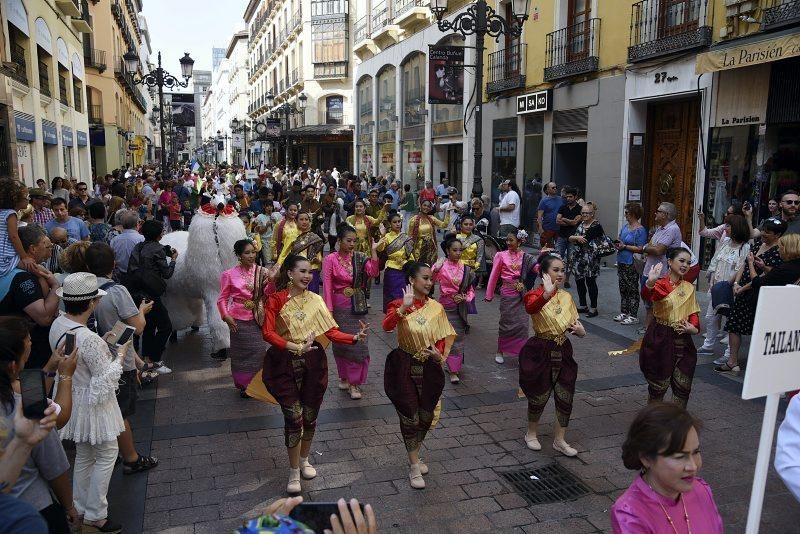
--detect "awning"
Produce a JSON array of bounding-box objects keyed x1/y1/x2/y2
[
  {"x1": 696, "y1": 27, "x2": 800, "y2": 73},
  {"x1": 285, "y1": 124, "x2": 354, "y2": 138}
]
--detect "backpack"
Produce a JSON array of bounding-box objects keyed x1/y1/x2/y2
[
  {"x1": 128, "y1": 243, "x2": 167, "y2": 298},
  {"x1": 87, "y1": 281, "x2": 117, "y2": 333}
]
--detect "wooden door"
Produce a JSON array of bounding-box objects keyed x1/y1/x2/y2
[
  {"x1": 644, "y1": 99, "x2": 700, "y2": 242},
  {"x1": 567, "y1": 0, "x2": 591, "y2": 62}
]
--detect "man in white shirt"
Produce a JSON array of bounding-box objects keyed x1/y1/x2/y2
[
  {"x1": 776, "y1": 395, "x2": 800, "y2": 502},
  {"x1": 498, "y1": 179, "x2": 521, "y2": 236}
]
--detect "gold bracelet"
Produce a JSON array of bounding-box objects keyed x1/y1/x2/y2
[
  {"x1": 58, "y1": 375, "x2": 72, "y2": 381},
  {"x1": 396, "y1": 308, "x2": 406, "y2": 318}
]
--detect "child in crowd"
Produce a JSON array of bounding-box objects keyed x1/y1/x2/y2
[
  {"x1": 0, "y1": 177, "x2": 38, "y2": 276},
  {"x1": 181, "y1": 199, "x2": 194, "y2": 228}
]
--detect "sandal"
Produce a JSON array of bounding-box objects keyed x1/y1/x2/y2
[
  {"x1": 576, "y1": 306, "x2": 589, "y2": 313},
  {"x1": 123, "y1": 454, "x2": 159, "y2": 475},
  {"x1": 714, "y1": 362, "x2": 740, "y2": 373}
]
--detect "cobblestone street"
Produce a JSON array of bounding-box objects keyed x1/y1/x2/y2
[{"x1": 111, "y1": 267, "x2": 800, "y2": 533}]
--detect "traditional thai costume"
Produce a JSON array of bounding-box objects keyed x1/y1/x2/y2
[
  {"x1": 290, "y1": 230, "x2": 325, "y2": 294},
  {"x1": 271, "y1": 218, "x2": 300, "y2": 265},
  {"x1": 376, "y1": 230, "x2": 415, "y2": 312},
  {"x1": 382, "y1": 298, "x2": 456, "y2": 451},
  {"x1": 519, "y1": 286, "x2": 579, "y2": 427},
  {"x1": 640, "y1": 277, "x2": 701, "y2": 407},
  {"x1": 346, "y1": 212, "x2": 387, "y2": 256},
  {"x1": 456, "y1": 231, "x2": 485, "y2": 274},
  {"x1": 611, "y1": 475, "x2": 724, "y2": 533},
  {"x1": 217, "y1": 264, "x2": 271, "y2": 390},
  {"x1": 322, "y1": 251, "x2": 379, "y2": 386},
  {"x1": 432, "y1": 259, "x2": 475, "y2": 375},
  {"x1": 485, "y1": 249, "x2": 537, "y2": 356},
  {"x1": 261, "y1": 289, "x2": 356, "y2": 447},
  {"x1": 409, "y1": 212, "x2": 450, "y2": 265}
]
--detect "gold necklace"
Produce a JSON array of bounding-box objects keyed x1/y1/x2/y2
[
  {"x1": 286, "y1": 290, "x2": 308, "y2": 322},
  {"x1": 646, "y1": 478, "x2": 692, "y2": 534},
  {"x1": 336, "y1": 252, "x2": 353, "y2": 274},
  {"x1": 238, "y1": 264, "x2": 255, "y2": 292}
]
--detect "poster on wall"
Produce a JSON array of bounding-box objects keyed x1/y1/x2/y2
[
  {"x1": 428, "y1": 45, "x2": 464, "y2": 105},
  {"x1": 408, "y1": 151, "x2": 422, "y2": 164},
  {"x1": 265, "y1": 118, "x2": 281, "y2": 138},
  {"x1": 381, "y1": 152, "x2": 394, "y2": 164},
  {"x1": 170, "y1": 93, "x2": 195, "y2": 127}
]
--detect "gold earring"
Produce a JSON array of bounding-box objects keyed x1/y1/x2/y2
[{"x1": 288, "y1": 277, "x2": 293, "y2": 286}]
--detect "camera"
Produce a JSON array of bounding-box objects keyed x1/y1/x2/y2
[{"x1": 163, "y1": 245, "x2": 174, "y2": 256}]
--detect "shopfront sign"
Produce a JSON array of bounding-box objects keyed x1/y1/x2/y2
[
  {"x1": 407, "y1": 151, "x2": 422, "y2": 164},
  {"x1": 432, "y1": 120, "x2": 461, "y2": 137},
  {"x1": 61, "y1": 126, "x2": 73, "y2": 147},
  {"x1": 42, "y1": 120, "x2": 58, "y2": 145},
  {"x1": 381, "y1": 151, "x2": 394, "y2": 164},
  {"x1": 696, "y1": 33, "x2": 800, "y2": 73},
  {"x1": 14, "y1": 114, "x2": 35, "y2": 142},
  {"x1": 517, "y1": 89, "x2": 552, "y2": 115},
  {"x1": 76, "y1": 130, "x2": 87, "y2": 146},
  {"x1": 713, "y1": 64, "x2": 769, "y2": 127}
]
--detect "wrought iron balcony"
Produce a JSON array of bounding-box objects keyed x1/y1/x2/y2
[
  {"x1": 84, "y1": 48, "x2": 107, "y2": 72},
  {"x1": 394, "y1": 0, "x2": 427, "y2": 26},
  {"x1": 312, "y1": 0, "x2": 347, "y2": 18},
  {"x1": 55, "y1": 0, "x2": 81, "y2": 17},
  {"x1": 10, "y1": 43, "x2": 28, "y2": 85},
  {"x1": 763, "y1": 0, "x2": 800, "y2": 30},
  {"x1": 628, "y1": 0, "x2": 711, "y2": 63},
  {"x1": 89, "y1": 105, "x2": 102, "y2": 124},
  {"x1": 111, "y1": 1, "x2": 123, "y2": 24},
  {"x1": 355, "y1": 15, "x2": 371, "y2": 43},
  {"x1": 314, "y1": 61, "x2": 349, "y2": 79},
  {"x1": 372, "y1": 0, "x2": 392, "y2": 32},
  {"x1": 544, "y1": 18, "x2": 600, "y2": 82},
  {"x1": 487, "y1": 43, "x2": 526, "y2": 94},
  {"x1": 38, "y1": 62, "x2": 51, "y2": 97}
]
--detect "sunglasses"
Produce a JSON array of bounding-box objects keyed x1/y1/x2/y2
[{"x1": 783, "y1": 200, "x2": 800, "y2": 205}]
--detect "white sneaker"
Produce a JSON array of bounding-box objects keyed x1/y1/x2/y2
[
  {"x1": 449, "y1": 373, "x2": 460, "y2": 384},
  {"x1": 287, "y1": 467, "x2": 301, "y2": 493},
  {"x1": 338, "y1": 379, "x2": 349, "y2": 390},
  {"x1": 409, "y1": 463, "x2": 425, "y2": 489},
  {"x1": 300, "y1": 457, "x2": 317, "y2": 480},
  {"x1": 155, "y1": 364, "x2": 172, "y2": 374},
  {"x1": 495, "y1": 354, "x2": 505, "y2": 364},
  {"x1": 621, "y1": 315, "x2": 639, "y2": 325},
  {"x1": 613, "y1": 313, "x2": 626, "y2": 322},
  {"x1": 713, "y1": 355, "x2": 728, "y2": 365}
]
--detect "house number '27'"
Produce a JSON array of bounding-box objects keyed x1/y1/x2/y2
[{"x1": 654, "y1": 72, "x2": 678, "y2": 83}]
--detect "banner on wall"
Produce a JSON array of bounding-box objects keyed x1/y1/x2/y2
[
  {"x1": 428, "y1": 45, "x2": 464, "y2": 105},
  {"x1": 265, "y1": 118, "x2": 281, "y2": 138},
  {"x1": 170, "y1": 93, "x2": 195, "y2": 127},
  {"x1": 407, "y1": 151, "x2": 422, "y2": 164}
]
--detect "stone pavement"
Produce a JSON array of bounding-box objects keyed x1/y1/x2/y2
[{"x1": 108, "y1": 266, "x2": 800, "y2": 533}]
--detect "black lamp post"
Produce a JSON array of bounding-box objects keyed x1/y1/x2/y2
[
  {"x1": 430, "y1": 0, "x2": 529, "y2": 199},
  {"x1": 266, "y1": 92, "x2": 307, "y2": 169},
  {"x1": 123, "y1": 50, "x2": 194, "y2": 176}
]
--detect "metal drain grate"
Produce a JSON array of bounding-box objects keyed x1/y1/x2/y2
[{"x1": 499, "y1": 463, "x2": 591, "y2": 505}]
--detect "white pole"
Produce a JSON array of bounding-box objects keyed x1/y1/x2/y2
[{"x1": 745, "y1": 393, "x2": 781, "y2": 534}]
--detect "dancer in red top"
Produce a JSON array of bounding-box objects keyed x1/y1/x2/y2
[{"x1": 261, "y1": 254, "x2": 369, "y2": 494}]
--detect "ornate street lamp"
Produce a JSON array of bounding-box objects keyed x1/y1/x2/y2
[
  {"x1": 430, "y1": 0, "x2": 529, "y2": 198},
  {"x1": 267, "y1": 92, "x2": 307, "y2": 168},
  {"x1": 124, "y1": 50, "x2": 194, "y2": 175}
]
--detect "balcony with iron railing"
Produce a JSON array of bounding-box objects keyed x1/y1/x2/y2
[
  {"x1": 89, "y1": 105, "x2": 102, "y2": 124},
  {"x1": 10, "y1": 43, "x2": 28, "y2": 85},
  {"x1": 628, "y1": 0, "x2": 711, "y2": 62},
  {"x1": 544, "y1": 18, "x2": 600, "y2": 82},
  {"x1": 314, "y1": 61, "x2": 349, "y2": 79},
  {"x1": 111, "y1": 1, "x2": 123, "y2": 24},
  {"x1": 763, "y1": 0, "x2": 800, "y2": 30},
  {"x1": 355, "y1": 15, "x2": 371, "y2": 43},
  {"x1": 394, "y1": 0, "x2": 428, "y2": 27},
  {"x1": 55, "y1": 0, "x2": 81, "y2": 17},
  {"x1": 72, "y1": 0, "x2": 92, "y2": 33},
  {"x1": 38, "y1": 62, "x2": 51, "y2": 97},
  {"x1": 487, "y1": 43, "x2": 526, "y2": 94},
  {"x1": 312, "y1": 0, "x2": 348, "y2": 18},
  {"x1": 84, "y1": 48, "x2": 107, "y2": 72},
  {"x1": 372, "y1": 0, "x2": 392, "y2": 33},
  {"x1": 291, "y1": 67, "x2": 301, "y2": 86}
]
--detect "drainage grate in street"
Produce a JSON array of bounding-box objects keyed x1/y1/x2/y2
[{"x1": 499, "y1": 463, "x2": 591, "y2": 505}]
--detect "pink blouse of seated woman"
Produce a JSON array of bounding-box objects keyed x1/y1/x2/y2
[{"x1": 610, "y1": 402, "x2": 723, "y2": 534}]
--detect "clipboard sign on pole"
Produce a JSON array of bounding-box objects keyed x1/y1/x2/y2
[{"x1": 742, "y1": 285, "x2": 800, "y2": 534}]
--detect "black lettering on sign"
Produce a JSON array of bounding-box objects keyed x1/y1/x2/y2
[{"x1": 762, "y1": 330, "x2": 800, "y2": 356}]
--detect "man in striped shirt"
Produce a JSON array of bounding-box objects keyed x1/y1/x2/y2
[{"x1": 30, "y1": 188, "x2": 54, "y2": 228}]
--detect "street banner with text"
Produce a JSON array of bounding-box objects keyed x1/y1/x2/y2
[{"x1": 428, "y1": 45, "x2": 464, "y2": 105}]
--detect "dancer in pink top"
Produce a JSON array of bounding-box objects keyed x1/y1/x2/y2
[
  {"x1": 322, "y1": 223, "x2": 380, "y2": 400},
  {"x1": 431, "y1": 235, "x2": 475, "y2": 384}
]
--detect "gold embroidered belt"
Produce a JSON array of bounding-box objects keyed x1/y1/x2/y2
[
  {"x1": 536, "y1": 332, "x2": 567, "y2": 346},
  {"x1": 655, "y1": 318, "x2": 684, "y2": 332},
  {"x1": 234, "y1": 297, "x2": 256, "y2": 310},
  {"x1": 335, "y1": 288, "x2": 358, "y2": 297}
]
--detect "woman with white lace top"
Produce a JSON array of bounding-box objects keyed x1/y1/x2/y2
[{"x1": 49, "y1": 272, "x2": 128, "y2": 534}]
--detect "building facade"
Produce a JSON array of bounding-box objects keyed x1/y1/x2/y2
[
  {"x1": 226, "y1": 31, "x2": 250, "y2": 166},
  {"x1": 244, "y1": 0, "x2": 355, "y2": 171},
  {"x1": 82, "y1": 0, "x2": 149, "y2": 176},
  {"x1": 192, "y1": 68, "x2": 211, "y2": 154},
  {"x1": 4, "y1": 0, "x2": 92, "y2": 186}
]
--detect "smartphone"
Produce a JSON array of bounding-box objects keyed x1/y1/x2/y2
[
  {"x1": 289, "y1": 502, "x2": 365, "y2": 532},
  {"x1": 64, "y1": 332, "x2": 76, "y2": 354},
  {"x1": 115, "y1": 325, "x2": 136, "y2": 347},
  {"x1": 19, "y1": 369, "x2": 48, "y2": 419}
]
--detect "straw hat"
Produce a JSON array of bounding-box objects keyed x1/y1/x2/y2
[{"x1": 55, "y1": 272, "x2": 108, "y2": 301}]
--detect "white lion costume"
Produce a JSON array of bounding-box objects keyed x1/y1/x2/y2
[{"x1": 160, "y1": 203, "x2": 246, "y2": 354}]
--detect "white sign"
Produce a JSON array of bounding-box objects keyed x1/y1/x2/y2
[
  {"x1": 56, "y1": 38, "x2": 69, "y2": 66},
  {"x1": 742, "y1": 285, "x2": 800, "y2": 399},
  {"x1": 245, "y1": 169, "x2": 258, "y2": 181},
  {"x1": 5, "y1": 0, "x2": 28, "y2": 36},
  {"x1": 35, "y1": 18, "x2": 52, "y2": 54},
  {"x1": 232, "y1": 133, "x2": 244, "y2": 149},
  {"x1": 628, "y1": 189, "x2": 641, "y2": 201},
  {"x1": 71, "y1": 52, "x2": 84, "y2": 80}
]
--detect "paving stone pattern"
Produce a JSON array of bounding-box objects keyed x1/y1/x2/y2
[{"x1": 109, "y1": 267, "x2": 800, "y2": 533}]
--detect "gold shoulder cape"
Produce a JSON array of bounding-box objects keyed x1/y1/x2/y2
[
  {"x1": 398, "y1": 299, "x2": 457, "y2": 360},
  {"x1": 276, "y1": 291, "x2": 338, "y2": 349}
]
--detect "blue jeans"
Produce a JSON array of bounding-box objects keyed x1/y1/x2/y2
[{"x1": 556, "y1": 237, "x2": 572, "y2": 277}]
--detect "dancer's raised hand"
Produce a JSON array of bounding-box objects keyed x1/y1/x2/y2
[
  {"x1": 401, "y1": 284, "x2": 414, "y2": 307},
  {"x1": 542, "y1": 273, "x2": 555, "y2": 297},
  {"x1": 646, "y1": 263, "x2": 663, "y2": 285}
]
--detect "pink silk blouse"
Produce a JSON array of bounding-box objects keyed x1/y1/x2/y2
[
  {"x1": 432, "y1": 260, "x2": 475, "y2": 308},
  {"x1": 485, "y1": 250, "x2": 532, "y2": 299},
  {"x1": 610, "y1": 476, "x2": 723, "y2": 534},
  {"x1": 217, "y1": 265, "x2": 266, "y2": 321},
  {"x1": 322, "y1": 252, "x2": 379, "y2": 312}
]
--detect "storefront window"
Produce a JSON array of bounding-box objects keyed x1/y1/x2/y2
[
  {"x1": 357, "y1": 76, "x2": 373, "y2": 176},
  {"x1": 402, "y1": 53, "x2": 426, "y2": 129},
  {"x1": 403, "y1": 140, "x2": 424, "y2": 189},
  {"x1": 377, "y1": 66, "x2": 396, "y2": 134},
  {"x1": 378, "y1": 144, "x2": 394, "y2": 179},
  {"x1": 491, "y1": 139, "x2": 516, "y2": 205}
]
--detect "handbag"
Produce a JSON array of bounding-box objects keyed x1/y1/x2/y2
[
  {"x1": 128, "y1": 244, "x2": 167, "y2": 298},
  {"x1": 633, "y1": 253, "x2": 646, "y2": 276},
  {"x1": 593, "y1": 234, "x2": 617, "y2": 258}
]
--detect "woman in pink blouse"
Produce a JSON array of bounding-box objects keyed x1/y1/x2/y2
[
  {"x1": 217, "y1": 239, "x2": 276, "y2": 396},
  {"x1": 322, "y1": 223, "x2": 380, "y2": 400},
  {"x1": 431, "y1": 235, "x2": 475, "y2": 383},
  {"x1": 484, "y1": 230, "x2": 538, "y2": 364},
  {"x1": 611, "y1": 403, "x2": 723, "y2": 534}
]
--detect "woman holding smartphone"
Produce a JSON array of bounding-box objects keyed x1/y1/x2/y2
[{"x1": 382, "y1": 262, "x2": 456, "y2": 489}]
